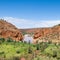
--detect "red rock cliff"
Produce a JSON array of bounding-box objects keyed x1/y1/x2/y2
[
  {"x1": 0, "y1": 19, "x2": 23, "y2": 41},
  {"x1": 21, "y1": 24, "x2": 60, "y2": 43}
]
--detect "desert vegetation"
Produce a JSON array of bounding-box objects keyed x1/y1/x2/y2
[
  {"x1": 0, "y1": 38, "x2": 60, "y2": 60},
  {"x1": 0, "y1": 20, "x2": 60, "y2": 60}
]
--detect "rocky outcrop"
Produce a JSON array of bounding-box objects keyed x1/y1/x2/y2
[
  {"x1": 0, "y1": 19, "x2": 23, "y2": 41},
  {"x1": 21, "y1": 24, "x2": 60, "y2": 43}
]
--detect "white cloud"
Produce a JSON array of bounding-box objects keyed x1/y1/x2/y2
[{"x1": 1, "y1": 17, "x2": 60, "y2": 29}]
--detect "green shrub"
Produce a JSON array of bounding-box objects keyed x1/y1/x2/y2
[
  {"x1": 40, "y1": 42, "x2": 48, "y2": 52},
  {"x1": 53, "y1": 51, "x2": 57, "y2": 58},
  {"x1": 28, "y1": 46, "x2": 32, "y2": 54},
  {"x1": 7, "y1": 37, "x2": 13, "y2": 42},
  {"x1": 36, "y1": 44, "x2": 40, "y2": 50},
  {"x1": 0, "y1": 38, "x2": 5, "y2": 42},
  {"x1": 16, "y1": 50, "x2": 20, "y2": 54},
  {"x1": 0, "y1": 51, "x2": 4, "y2": 55}
]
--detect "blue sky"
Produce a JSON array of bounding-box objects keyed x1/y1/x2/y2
[{"x1": 0, "y1": 0, "x2": 60, "y2": 28}]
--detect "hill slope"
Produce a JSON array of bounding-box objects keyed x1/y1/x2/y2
[
  {"x1": 0, "y1": 19, "x2": 23, "y2": 41},
  {"x1": 21, "y1": 24, "x2": 60, "y2": 43}
]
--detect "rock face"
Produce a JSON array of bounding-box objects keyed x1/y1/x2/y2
[
  {"x1": 21, "y1": 24, "x2": 60, "y2": 43},
  {"x1": 0, "y1": 19, "x2": 23, "y2": 41}
]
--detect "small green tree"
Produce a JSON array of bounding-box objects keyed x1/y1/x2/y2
[
  {"x1": 16, "y1": 50, "x2": 20, "y2": 54},
  {"x1": 53, "y1": 51, "x2": 57, "y2": 58},
  {"x1": 28, "y1": 46, "x2": 32, "y2": 54},
  {"x1": 28, "y1": 40, "x2": 32, "y2": 54},
  {"x1": 36, "y1": 41, "x2": 40, "y2": 50},
  {"x1": 40, "y1": 42, "x2": 48, "y2": 52},
  {"x1": 0, "y1": 38, "x2": 5, "y2": 42},
  {"x1": 7, "y1": 37, "x2": 13, "y2": 42}
]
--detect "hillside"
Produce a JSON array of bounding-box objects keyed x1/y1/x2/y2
[
  {"x1": 21, "y1": 24, "x2": 60, "y2": 43},
  {"x1": 0, "y1": 19, "x2": 23, "y2": 41},
  {"x1": 0, "y1": 19, "x2": 60, "y2": 43}
]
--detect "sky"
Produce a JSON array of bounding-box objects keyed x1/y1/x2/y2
[{"x1": 0, "y1": 0, "x2": 60, "y2": 28}]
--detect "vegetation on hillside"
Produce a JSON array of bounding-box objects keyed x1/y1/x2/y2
[{"x1": 0, "y1": 38, "x2": 60, "y2": 60}]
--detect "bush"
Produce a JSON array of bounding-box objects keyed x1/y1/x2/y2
[
  {"x1": 28, "y1": 46, "x2": 32, "y2": 54},
  {"x1": 16, "y1": 50, "x2": 20, "y2": 54},
  {"x1": 0, "y1": 38, "x2": 5, "y2": 42},
  {"x1": 0, "y1": 51, "x2": 4, "y2": 55},
  {"x1": 36, "y1": 44, "x2": 40, "y2": 50},
  {"x1": 53, "y1": 51, "x2": 57, "y2": 58},
  {"x1": 40, "y1": 42, "x2": 48, "y2": 52},
  {"x1": 7, "y1": 37, "x2": 13, "y2": 42}
]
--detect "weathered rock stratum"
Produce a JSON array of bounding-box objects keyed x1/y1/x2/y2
[
  {"x1": 0, "y1": 19, "x2": 23, "y2": 41},
  {"x1": 21, "y1": 24, "x2": 60, "y2": 43}
]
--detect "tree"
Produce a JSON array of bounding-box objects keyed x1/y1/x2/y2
[
  {"x1": 28, "y1": 46, "x2": 32, "y2": 54},
  {"x1": 0, "y1": 38, "x2": 5, "y2": 42},
  {"x1": 28, "y1": 40, "x2": 32, "y2": 54},
  {"x1": 36, "y1": 41, "x2": 40, "y2": 50},
  {"x1": 7, "y1": 37, "x2": 13, "y2": 42},
  {"x1": 53, "y1": 51, "x2": 57, "y2": 58}
]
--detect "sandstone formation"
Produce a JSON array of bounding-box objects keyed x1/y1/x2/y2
[
  {"x1": 21, "y1": 24, "x2": 60, "y2": 43},
  {"x1": 0, "y1": 19, "x2": 23, "y2": 41}
]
